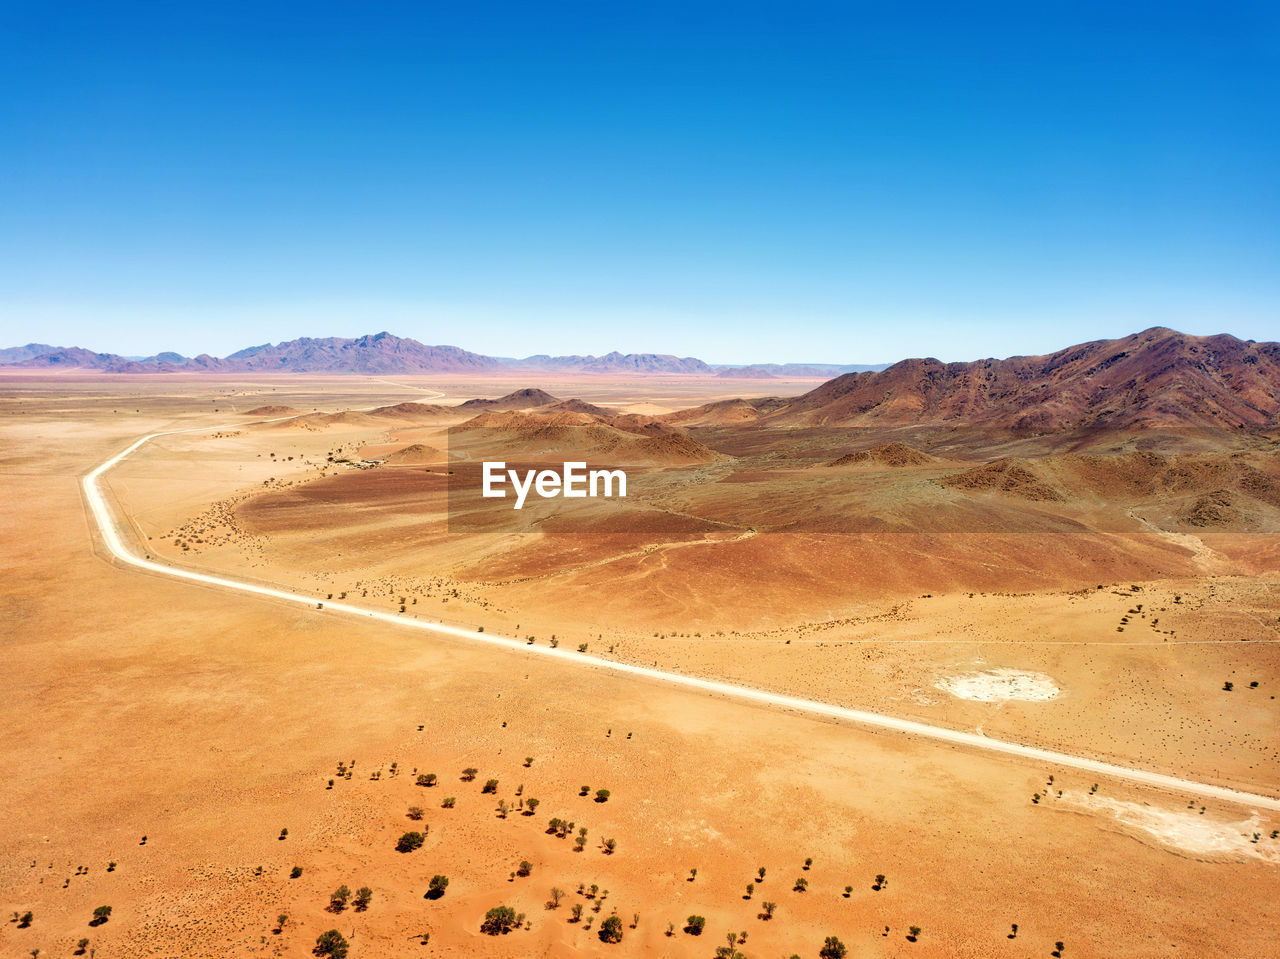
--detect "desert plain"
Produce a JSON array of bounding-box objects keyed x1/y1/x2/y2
[{"x1": 2, "y1": 368, "x2": 1278, "y2": 959}]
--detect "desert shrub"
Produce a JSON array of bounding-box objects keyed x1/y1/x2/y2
[
  {"x1": 483, "y1": 778, "x2": 499, "y2": 793},
  {"x1": 480, "y1": 905, "x2": 518, "y2": 935},
  {"x1": 353, "y1": 887, "x2": 372, "y2": 911},
  {"x1": 595, "y1": 789, "x2": 611, "y2": 803},
  {"x1": 426, "y1": 875, "x2": 449, "y2": 900},
  {"x1": 329, "y1": 886, "x2": 350, "y2": 911},
  {"x1": 685, "y1": 915, "x2": 706, "y2": 935},
  {"x1": 314, "y1": 929, "x2": 349, "y2": 958},
  {"x1": 820, "y1": 936, "x2": 848, "y2": 959},
  {"x1": 397, "y1": 830, "x2": 426, "y2": 852},
  {"x1": 600, "y1": 914, "x2": 624, "y2": 943}
]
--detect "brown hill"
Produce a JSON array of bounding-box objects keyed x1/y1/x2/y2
[
  {"x1": 242, "y1": 405, "x2": 299, "y2": 416},
  {"x1": 824, "y1": 443, "x2": 936, "y2": 468},
  {"x1": 365, "y1": 401, "x2": 461, "y2": 420},
  {"x1": 662, "y1": 398, "x2": 786, "y2": 427},
  {"x1": 541, "y1": 398, "x2": 613, "y2": 417},
  {"x1": 382, "y1": 443, "x2": 444, "y2": 466},
  {"x1": 938, "y1": 449, "x2": 1280, "y2": 528},
  {"x1": 940, "y1": 459, "x2": 1065, "y2": 501},
  {"x1": 453, "y1": 411, "x2": 720, "y2": 464},
  {"x1": 765, "y1": 328, "x2": 1280, "y2": 431},
  {"x1": 459, "y1": 388, "x2": 561, "y2": 411}
]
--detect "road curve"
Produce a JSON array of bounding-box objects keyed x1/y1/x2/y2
[{"x1": 83, "y1": 415, "x2": 1280, "y2": 813}]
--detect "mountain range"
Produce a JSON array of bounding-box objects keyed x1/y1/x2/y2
[
  {"x1": 7, "y1": 326, "x2": 1280, "y2": 432},
  {"x1": 0, "y1": 331, "x2": 880, "y2": 377},
  {"x1": 670, "y1": 327, "x2": 1280, "y2": 431}
]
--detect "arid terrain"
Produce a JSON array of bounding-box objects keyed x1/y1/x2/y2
[{"x1": 3, "y1": 337, "x2": 1279, "y2": 958}]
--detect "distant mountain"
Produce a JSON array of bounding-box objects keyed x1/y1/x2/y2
[
  {"x1": 503, "y1": 351, "x2": 714, "y2": 374},
  {"x1": 713, "y1": 362, "x2": 889, "y2": 377},
  {"x1": 761, "y1": 328, "x2": 1280, "y2": 431},
  {"x1": 715, "y1": 367, "x2": 778, "y2": 379},
  {"x1": 225, "y1": 332, "x2": 499, "y2": 373},
  {"x1": 5, "y1": 333, "x2": 840, "y2": 375},
  {"x1": 0, "y1": 343, "x2": 61, "y2": 364}
]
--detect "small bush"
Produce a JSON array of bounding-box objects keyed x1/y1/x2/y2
[
  {"x1": 314, "y1": 929, "x2": 349, "y2": 958},
  {"x1": 600, "y1": 914, "x2": 624, "y2": 943},
  {"x1": 480, "y1": 905, "x2": 518, "y2": 935},
  {"x1": 396, "y1": 831, "x2": 426, "y2": 853}
]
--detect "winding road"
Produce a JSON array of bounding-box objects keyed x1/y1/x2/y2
[{"x1": 83, "y1": 409, "x2": 1280, "y2": 813}]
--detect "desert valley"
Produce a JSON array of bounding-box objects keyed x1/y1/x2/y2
[{"x1": 1, "y1": 327, "x2": 1278, "y2": 958}]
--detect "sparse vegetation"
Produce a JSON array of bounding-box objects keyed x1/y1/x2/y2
[
  {"x1": 329, "y1": 885, "x2": 350, "y2": 912},
  {"x1": 685, "y1": 914, "x2": 706, "y2": 935},
  {"x1": 481, "y1": 905, "x2": 519, "y2": 935},
  {"x1": 397, "y1": 830, "x2": 426, "y2": 852},
  {"x1": 820, "y1": 936, "x2": 848, "y2": 959},
  {"x1": 600, "y1": 914, "x2": 624, "y2": 943},
  {"x1": 353, "y1": 886, "x2": 373, "y2": 911},
  {"x1": 595, "y1": 788, "x2": 611, "y2": 803},
  {"x1": 426, "y1": 875, "x2": 449, "y2": 899},
  {"x1": 314, "y1": 929, "x2": 349, "y2": 958},
  {"x1": 90, "y1": 906, "x2": 112, "y2": 926}
]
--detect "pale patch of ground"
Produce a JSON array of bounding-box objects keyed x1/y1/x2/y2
[
  {"x1": 936, "y1": 667, "x2": 1061, "y2": 702},
  {"x1": 1056, "y1": 792, "x2": 1280, "y2": 862}
]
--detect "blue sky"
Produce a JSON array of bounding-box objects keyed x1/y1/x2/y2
[{"x1": 1, "y1": 1, "x2": 1277, "y2": 363}]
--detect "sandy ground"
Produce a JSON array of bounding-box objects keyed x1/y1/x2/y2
[{"x1": 2, "y1": 372, "x2": 1278, "y2": 958}]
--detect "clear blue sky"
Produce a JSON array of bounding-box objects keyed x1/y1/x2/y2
[{"x1": 1, "y1": 1, "x2": 1276, "y2": 363}]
